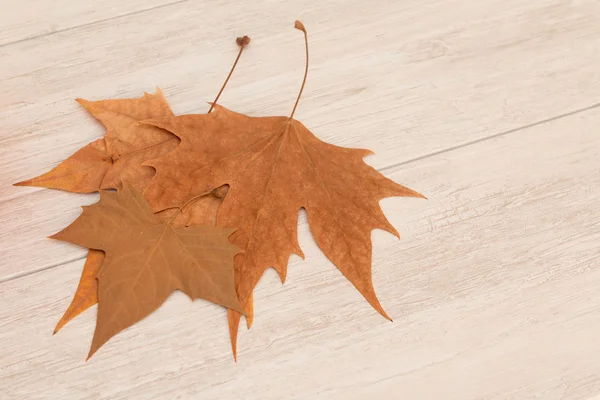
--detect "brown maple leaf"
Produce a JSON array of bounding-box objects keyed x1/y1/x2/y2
[
  {"x1": 53, "y1": 188, "x2": 229, "y2": 334},
  {"x1": 14, "y1": 89, "x2": 180, "y2": 334},
  {"x1": 142, "y1": 21, "x2": 425, "y2": 358},
  {"x1": 51, "y1": 184, "x2": 244, "y2": 359},
  {"x1": 14, "y1": 88, "x2": 178, "y2": 193},
  {"x1": 50, "y1": 37, "x2": 252, "y2": 334}
]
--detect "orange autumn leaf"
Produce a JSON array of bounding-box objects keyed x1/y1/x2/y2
[
  {"x1": 50, "y1": 184, "x2": 243, "y2": 359},
  {"x1": 54, "y1": 249, "x2": 104, "y2": 334},
  {"x1": 43, "y1": 41, "x2": 249, "y2": 333},
  {"x1": 15, "y1": 89, "x2": 178, "y2": 193},
  {"x1": 142, "y1": 21, "x2": 424, "y2": 358},
  {"x1": 15, "y1": 90, "x2": 183, "y2": 334}
]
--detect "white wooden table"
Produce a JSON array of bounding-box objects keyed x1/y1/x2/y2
[{"x1": 2, "y1": 1, "x2": 600, "y2": 398}]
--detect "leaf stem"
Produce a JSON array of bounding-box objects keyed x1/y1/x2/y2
[
  {"x1": 289, "y1": 21, "x2": 309, "y2": 120},
  {"x1": 208, "y1": 36, "x2": 251, "y2": 113},
  {"x1": 167, "y1": 190, "x2": 214, "y2": 225}
]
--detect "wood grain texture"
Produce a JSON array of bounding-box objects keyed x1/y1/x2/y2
[
  {"x1": 0, "y1": 0, "x2": 179, "y2": 46},
  {"x1": 2, "y1": 0, "x2": 600, "y2": 280},
  {"x1": 2, "y1": 107, "x2": 600, "y2": 399},
  {"x1": 1, "y1": 0, "x2": 600, "y2": 398}
]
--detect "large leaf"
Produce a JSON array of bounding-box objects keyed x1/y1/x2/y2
[{"x1": 143, "y1": 105, "x2": 424, "y2": 357}]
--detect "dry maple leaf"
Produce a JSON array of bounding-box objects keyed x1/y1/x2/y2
[
  {"x1": 142, "y1": 21, "x2": 425, "y2": 358},
  {"x1": 53, "y1": 189, "x2": 228, "y2": 334},
  {"x1": 47, "y1": 36, "x2": 254, "y2": 336},
  {"x1": 14, "y1": 88, "x2": 178, "y2": 193},
  {"x1": 50, "y1": 36, "x2": 253, "y2": 334},
  {"x1": 50, "y1": 184, "x2": 244, "y2": 359},
  {"x1": 14, "y1": 89, "x2": 180, "y2": 334}
]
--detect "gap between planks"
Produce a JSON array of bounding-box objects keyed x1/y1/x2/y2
[
  {"x1": 0, "y1": 0, "x2": 188, "y2": 49},
  {"x1": 379, "y1": 101, "x2": 600, "y2": 173},
  {"x1": 2, "y1": 99, "x2": 599, "y2": 286}
]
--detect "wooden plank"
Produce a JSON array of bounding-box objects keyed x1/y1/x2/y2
[
  {"x1": 0, "y1": 0, "x2": 180, "y2": 46},
  {"x1": 1, "y1": 105, "x2": 600, "y2": 399},
  {"x1": 2, "y1": 0, "x2": 600, "y2": 280}
]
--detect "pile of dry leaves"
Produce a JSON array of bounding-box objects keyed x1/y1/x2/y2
[{"x1": 15, "y1": 21, "x2": 424, "y2": 361}]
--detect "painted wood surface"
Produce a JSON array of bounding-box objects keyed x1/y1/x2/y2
[{"x1": 1, "y1": 1, "x2": 599, "y2": 398}]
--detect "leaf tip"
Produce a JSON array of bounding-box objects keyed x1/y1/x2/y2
[
  {"x1": 295, "y1": 247, "x2": 305, "y2": 260},
  {"x1": 294, "y1": 20, "x2": 306, "y2": 33},
  {"x1": 86, "y1": 345, "x2": 99, "y2": 362},
  {"x1": 387, "y1": 226, "x2": 400, "y2": 239},
  {"x1": 394, "y1": 185, "x2": 427, "y2": 200},
  {"x1": 383, "y1": 312, "x2": 393, "y2": 322},
  {"x1": 274, "y1": 265, "x2": 287, "y2": 284},
  {"x1": 52, "y1": 320, "x2": 64, "y2": 335},
  {"x1": 410, "y1": 190, "x2": 427, "y2": 200},
  {"x1": 75, "y1": 98, "x2": 91, "y2": 108},
  {"x1": 47, "y1": 232, "x2": 59, "y2": 240}
]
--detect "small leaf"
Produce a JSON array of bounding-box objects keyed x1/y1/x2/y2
[{"x1": 50, "y1": 184, "x2": 243, "y2": 359}]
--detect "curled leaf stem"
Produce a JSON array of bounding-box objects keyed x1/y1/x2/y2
[
  {"x1": 289, "y1": 21, "x2": 309, "y2": 120},
  {"x1": 167, "y1": 190, "x2": 214, "y2": 225},
  {"x1": 208, "y1": 35, "x2": 251, "y2": 113}
]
